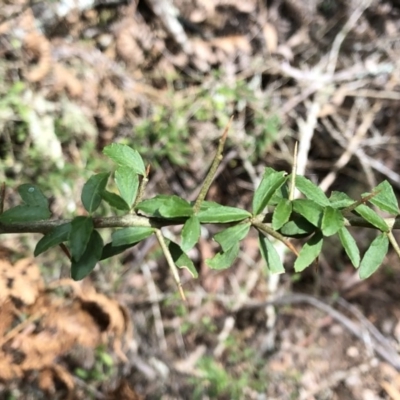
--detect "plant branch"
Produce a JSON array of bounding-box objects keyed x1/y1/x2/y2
[
  {"x1": 289, "y1": 141, "x2": 298, "y2": 201},
  {"x1": 342, "y1": 190, "x2": 381, "y2": 214},
  {"x1": 252, "y1": 218, "x2": 299, "y2": 256},
  {"x1": 133, "y1": 165, "x2": 150, "y2": 209},
  {"x1": 193, "y1": 117, "x2": 232, "y2": 213},
  {"x1": 154, "y1": 229, "x2": 186, "y2": 301},
  {"x1": 2, "y1": 213, "x2": 400, "y2": 236},
  {"x1": 387, "y1": 230, "x2": 400, "y2": 260},
  {"x1": 0, "y1": 214, "x2": 158, "y2": 234}
]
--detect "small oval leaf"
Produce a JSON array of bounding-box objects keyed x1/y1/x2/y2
[
  {"x1": 292, "y1": 199, "x2": 323, "y2": 228},
  {"x1": 71, "y1": 230, "x2": 103, "y2": 280},
  {"x1": 101, "y1": 242, "x2": 138, "y2": 260},
  {"x1": 355, "y1": 204, "x2": 389, "y2": 232},
  {"x1": 321, "y1": 206, "x2": 344, "y2": 236},
  {"x1": 115, "y1": 166, "x2": 139, "y2": 208},
  {"x1": 279, "y1": 216, "x2": 316, "y2": 238},
  {"x1": 167, "y1": 240, "x2": 198, "y2": 278},
  {"x1": 181, "y1": 215, "x2": 201, "y2": 253},
  {"x1": 272, "y1": 199, "x2": 292, "y2": 230},
  {"x1": 112, "y1": 226, "x2": 155, "y2": 246},
  {"x1": 214, "y1": 222, "x2": 251, "y2": 252},
  {"x1": 197, "y1": 204, "x2": 251, "y2": 223},
  {"x1": 338, "y1": 227, "x2": 360, "y2": 268},
  {"x1": 81, "y1": 172, "x2": 109, "y2": 213},
  {"x1": 258, "y1": 233, "x2": 285, "y2": 274},
  {"x1": 69, "y1": 216, "x2": 94, "y2": 261},
  {"x1": 101, "y1": 190, "x2": 130, "y2": 211},
  {"x1": 294, "y1": 231, "x2": 324, "y2": 272},
  {"x1": 329, "y1": 191, "x2": 354, "y2": 209},
  {"x1": 206, "y1": 242, "x2": 240, "y2": 270},
  {"x1": 158, "y1": 196, "x2": 193, "y2": 218},
  {"x1": 253, "y1": 168, "x2": 287, "y2": 215},
  {"x1": 135, "y1": 195, "x2": 170, "y2": 216},
  {"x1": 0, "y1": 205, "x2": 51, "y2": 224},
  {"x1": 18, "y1": 184, "x2": 48, "y2": 207},
  {"x1": 34, "y1": 222, "x2": 71, "y2": 257},
  {"x1": 295, "y1": 175, "x2": 330, "y2": 206},
  {"x1": 359, "y1": 233, "x2": 388, "y2": 279},
  {"x1": 366, "y1": 181, "x2": 399, "y2": 216},
  {"x1": 103, "y1": 143, "x2": 145, "y2": 175}
]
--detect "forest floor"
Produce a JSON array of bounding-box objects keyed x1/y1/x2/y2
[{"x1": 1, "y1": 0, "x2": 400, "y2": 399}]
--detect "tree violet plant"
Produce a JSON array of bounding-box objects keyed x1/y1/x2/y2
[{"x1": 1, "y1": 120, "x2": 400, "y2": 300}]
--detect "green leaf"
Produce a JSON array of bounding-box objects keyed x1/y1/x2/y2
[
  {"x1": 101, "y1": 190, "x2": 130, "y2": 211},
  {"x1": 338, "y1": 227, "x2": 360, "y2": 268},
  {"x1": 136, "y1": 195, "x2": 193, "y2": 218},
  {"x1": 359, "y1": 233, "x2": 389, "y2": 279},
  {"x1": 100, "y1": 242, "x2": 138, "y2": 260},
  {"x1": 81, "y1": 172, "x2": 109, "y2": 213},
  {"x1": 355, "y1": 204, "x2": 389, "y2": 232},
  {"x1": 181, "y1": 215, "x2": 201, "y2": 252},
  {"x1": 34, "y1": 222, "x2": 71, "y2": 256},
  {"x1": 112, "y1": 226, "x2": 154, "y2": 246},
  {"x1": 258, "y1": 233, "x2": 285, "y2": 274},
  {"x1": 365, "y1": 181, "x2": 399, "y2": 216},
  {"x1": 18, "y1": 184, "x2": 48, "y2": 207},
  {"x1": 292, "y1": 199, "x2": 323, "y2": 228},
  {"x1": 269, "y1": 184, "x2": 289, "y2": 206},
  {"x1": 214, "y1": 222, "x2": 251, "y2": 252},
  {"x1": 279, "y1": 216, "x2": 316, "y2": 238},
  {"x1": 0, "y1": 205, "x2": 51, "y2": 223},
  {"x1": 69, "y1": 216, "x2": 94, "y2": 261},
  {"x1": 321, "y1": 206, "x2": 344, "y2": 236},
  {"x1": 115, "y1": 166, "x2": 139, "y2": 208},
  {"x1": 206, "y1": 242, "x2": 240, "y2": 270},
  {"x1": 135, "y1": 195, "x2": 171, "y2": 216},
  {"x1": 103, "y1": 143, "x2": 146, "y2": 176},
  {"x1": 71, "y1": 230, "x2": 103, "y2": 280},
  {"x1": 294, "y1": 231, "x2": 324, "y2": 272},
  {"x1": 272, "y1": 198, "x2": 292, "y2": 230},
  {"x1": 197, "y1": 203, "x2": 251, "y2": 223},
  {"x1": 252, "y1": 168, "x2": 287, "y2": 215},
  {"x1": 158, "y1": 196, "x2": 193, "y2": 218},
  {"x1": 329, "y1": 191, "x2": 354, "y2": 209},
  {"x1": 295, "y1": 175, "x2": 330, "y2": 206},
  {"x1": 167, "y1": 240, "x2": 198, "y2": 278}
]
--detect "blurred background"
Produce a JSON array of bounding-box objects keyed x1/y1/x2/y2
[{"x1": 1, "y1": 0, "x2": 400, "y2": 398}]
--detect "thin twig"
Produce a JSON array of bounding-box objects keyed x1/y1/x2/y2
[
  {"x1": 319, "y1": 101, "x2": 382, "y2": 192},
  {"x1": 251, "y1": 218, "x2": 299, "y2": 256},
  {"x1": 296, "y1": 93, "x2": 327, "y2": 178},
  {"x1": 155, "y1": 229, "x2": 186, "y2": 301},
  {"x1": 342, "y1": 191, "x2": 382, "y2": 215},
  {"x1": 289, "y1": 141, "x2": 298, "y2": 200},
  {"x1": 326, "y1": 0, "x2": 371, "y2": 76},
  {"x1": 336, "y1": 297, "x2": 395, "y2": 352},
  {"x1": 388, "y1": 231, "x2": 400, "y2": 260},
  {"x1": 240, "y1": 293, "x2": 400, "y2": 370},
  {"x1": 0, "y1": 310, "x2": 44, "y2": 348},
  {"x1": 2, "y1": 210, "x2": 400, "y2": 236},
  {"x1": 323, "y1": 112, "x2": 400, "y2": 189},
  {"x1": 133, "y1": 164, "x2": 150, "y2": 209},
  {"x1": 193, "y1": 117, "x2": 232, "y2": 213},
  {"x1": 345, "y1": 88, "x2": 400, "y2": 101}
]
